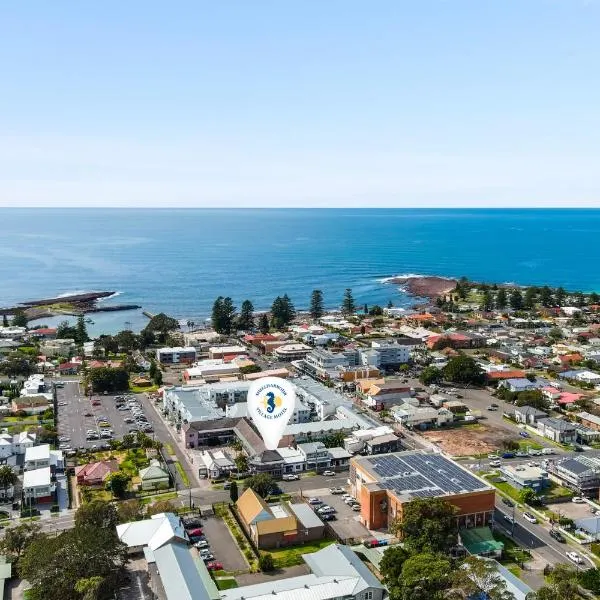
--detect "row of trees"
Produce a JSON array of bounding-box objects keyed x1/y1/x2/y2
[
  {"x1": 380, "y1": 497, "x2": 595, "y2": 600},
  {"x1": 419, "y1": 355, "x2": 486, "y2": 387}
]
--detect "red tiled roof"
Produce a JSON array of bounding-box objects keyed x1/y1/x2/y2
[
  {"x1": 58, "y1": 362, "x2": 79, "y2": 370},
  {"x1": 487, "y1": 370, "x2": 526, "y2": 380},
  {"x1": 30, "y1": 328, "x2": 57, "y2": 335}
]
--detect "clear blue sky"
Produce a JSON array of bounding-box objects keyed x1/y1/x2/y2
[{"x1": 1, "y1": 0, "x2": 600, "y2": 207}]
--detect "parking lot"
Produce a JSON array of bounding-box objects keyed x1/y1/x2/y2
[
  {"x1": 56, "y1": 381, "x2": 154, "y2": 452},
  {"x1": 201, "y1": 516, "x2": 248, "y2": 571},
  {"x1": 546, "y1": 500, "x2": 594, "y2": 521},
  {"x1": 306, "y1": 491, "x2": 371, "y2": 542}
]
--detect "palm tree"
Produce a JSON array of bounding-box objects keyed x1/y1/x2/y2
[{"x1": 0, "y1": 465, "x2": 17, "y2": 502}]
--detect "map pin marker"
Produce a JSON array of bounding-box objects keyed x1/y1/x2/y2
[{"x1": 247, "y1": 377, "x2": 296, "y2": 450}]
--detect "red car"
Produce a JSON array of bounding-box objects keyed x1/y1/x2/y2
[
  {"x1": 206, "y1": 562, "x2": 223, "y2": 571},
  {"x1": 187, "y1": 528, "x2": 203, "y2": 537},
  {"x1": 92, "y1": 401, "x2": 101, "y2": 406}
]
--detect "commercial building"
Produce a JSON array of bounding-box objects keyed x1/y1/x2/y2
[
  {"x1": 350, "y1": 451, "x2": 495, "y2": 530},
  {"x1": 236, "y1": 488, "x2": 325, "y2": 549},
  {"x1": 156, "y1": 347, "x2": 197, "y2": 365},
  {"x1": 273, "y1": 343, "x2": 312, "y2": 361},
  {"x1": 208, "y1": 345, "x2": 246, "y2": 359},
  {"x1": 577, "y1": 412, "x2": 600, "y2": 432},
  {"x1": 369, "y1": 340, "x2": 411, "y2": 367}
]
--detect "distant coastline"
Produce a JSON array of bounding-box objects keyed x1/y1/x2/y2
[{"x1": 386, "y1": 275, "x2": 457, "y2": 298}]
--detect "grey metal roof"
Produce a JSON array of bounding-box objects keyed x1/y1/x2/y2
[
  {"x1": 153, "y1": 542, "x2": 219, "y2": 600},
  {"x1": 288, "y1": 503, "x2": 324, "y2": 530},
  {"x1": 538, "y1": 417, "x2": 575, "y2": 431}
]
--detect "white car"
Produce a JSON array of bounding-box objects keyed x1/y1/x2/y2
[
  {"x1": 566, "y1": 551, "x2": 584, "y2": 565},
  {"x1": 308, "y1": 498, "x2": 321, "y2": 505},
  {"x1": 522, "y1": 512, "x2": 537, "y2": 524},
  {"x1": 282, "y1": 474, "x2": 299, "y2": 481},
  {"x1": 322, "y1": 470, "x2": 335, "y2": 477},
  {"x1": 489, "y1": 460, "x2": 501, "y2": 468},
  {"x1": 573, "y1": 497, "x2": 586, "y2": 504}
]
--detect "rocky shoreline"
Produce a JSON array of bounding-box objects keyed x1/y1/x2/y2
[{"x1": 387, "y1": 275, "x2": 457, "y2": 298}]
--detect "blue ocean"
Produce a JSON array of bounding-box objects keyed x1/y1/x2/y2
[{"x1": 1, "y1": 208, "x2": 599, "y2": 335}]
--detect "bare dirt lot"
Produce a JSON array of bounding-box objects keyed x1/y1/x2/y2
[{"x1": 421, "y1": 423, "x2": 514, "y2": 456}]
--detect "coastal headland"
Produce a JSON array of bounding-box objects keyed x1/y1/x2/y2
[
  {"x1": 0, "y1": 291, "x2": 141, "y2": 321},
  {"x1": 387, "y1": 275, "x2": 457, "y2": 298}
]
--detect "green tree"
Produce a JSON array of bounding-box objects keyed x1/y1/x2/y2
[
  {"x1": 514, "y1": 389, "x2": 549, "y2": 411},
  {"x1": 153, "y1": 369, "x2": 163, "y2": 386},
  {"x1": 555, "y1": 287, "x2": 566, "y2": 307},
  {"x1": 2, "y1": 314, "x2": 8, "y2": 327},
  {"x1": 11, "y1": 310, "x2": 28, "y2": 327},
  {"x1": 115, "y1": 330, "x2": 138, "y2": 352},
  {"x1": 321, "y1": 431, "x2": 346, "y2": 448},
  {"x1": 400, "y1": 553, "x2": 451, "y2": 600},
  {"x1": 448, "y1": 556, "x2": 516, "y2": 600},
  {"x1": 590, "y1": 292, "x2": 600, "y2": 305},
  {"x1": 0, "y1": 522, "x2": 42, "y2": 564},
  {"x1": 211, "y1": 297, "x2": 237, "y2": 333},
  {"x1": 270, "y1": 295, "x2": 296, "y2": 329},
  {"x1": 74, "y1": 576, "x2": 103, "y2": 600},
  {"x1": 75, "y1": 315, "x2": 89, "y2": 345},
  {"x1": 518, "y1": 487, "x2": 537, "y2": 506},
  {"x1": 379, "y1": 545, "x2": 409, "y2": 600},
  {"x1": 481, "y1": 289, "x2": 494, "y2": 311},
  {"x1": 0, "y1": 465, "x2": 17, "y2": 500},
  {"x1": 310, "y1": 289, "x2": 324, "y2": 320},
  {"x1": 229, "y1": 481, "x2": 239, "y2": 503},
  {"x1": 341, "y1": 288, "x2": 355, "y2": 316},
  {"x1": 245, "y1": 473, "x2": 276, "y2": 498},
  {"x1": 258, "y1": 313, "x2": 270, "y2": 334},
  {"x1": 237, "y1": 300, "x2": 255, "y2": 331},
  {"x1": 235, "y1": 455, "x2": 248, "y2": 473},
  {"x1": 74, "y1": 500, "x2": 119, "y2": 530},
  {"x1": 509, "y1": 289, "x2": 524, "y2": 310},
  {"x1": 419, "y1": 366, "x2": 443, "y2": 386},
  {"x1": 86, "y1": 367, "x2": 129, "y2": 393},
  {"x1": 369, "y1": 305, "x2": 384, "y2": 316},
  {"x1": 524, "y1": 287, "x2": 537, "y2": 310},
  {"x1": 145, "y1": 313, "x2": 179, "y2": 343},
  {"x1": 258, "y1": 553, "x2": 275, "y2": 572},
  {"x1": 19, "y1": 522, "x2": 128, "y2": 600},
  {"x1": 574, "y1": 291, "x2": 585, "y2": 308},
  {"x1": 0, "y1": 353, "x2": 35, "y2": 377},
  {"x1": 539, "y1": 286, "x2": 554, "y2": 307},
  {"x1": 106, "y1": 472, "x2": 130, "y2": 499},
  {"x1": 548, "y1": 327, "x2": 563, "y2": 342},
  {"x1": 443, "y1": 355, "x2": 485, "y2": 386},
  {"x1": 495, "y1": 288, "x2": 507, "y2": 310},
  {"x1": 391, "y1": 497, "x2": 458, "y2": 555},
  {"x1": 528, "y1": 564, "x2": 580, "y2": 600},
  {"x1": 117, "y1": 499, "x2": 143, "y2": 523}
]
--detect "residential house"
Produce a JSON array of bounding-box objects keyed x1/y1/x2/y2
[
  {"x1": 560, "y1": 370, "x2": 600, "y2": 385},
  {"x1": 577, "y1": 412, "x2": 600, "y2": 432},
  {"x1": 537, "y1": 417, "x2": 577, "y2": 444},
  {"x1": 139, "y1": 460, "x2": 170, "y2": 491},
  {"x1": 221, "y1": 544, "x2": 386, "y2": 600},
  {"x1": 75, "y1": 460, "x2": 119, "y2": 486},
  {"x1": 499, "y1": 378, "x2": 547, "y2": 393},
  {"x1": 116, "y1": 512, "x2": 189, "y2": 553},
  {"x1": 514, "y1": 405, "x2": 548, "y2": 425},
  {"x1": 11, "y1": 395, "x2": 51, "y2": 415},
  {"x1": 500, "y1": 464, "x2": 549, "y2": 492},
  {"x1": 197, "y1": 449, "x2": 236, "y2": 479},
  {"x1": 23, "y1": 467, "x2": 53, "y2": 502},
  {"x1": 391, "y1": 404, "x2": 453, "y2": 429},
  {"x1": 547, "y1": 456, "x2": 600, "y2": 496},
  {"x1": 364, "y1": 382, "x2": 413, "y2": 410},
  {"x1": 57, "y1": 362, "x2": 80, "y2": 375}
]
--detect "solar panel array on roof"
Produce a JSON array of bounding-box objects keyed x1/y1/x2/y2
[{"x1": 368, "y1": 452, "x2": 484, "y2": 498}]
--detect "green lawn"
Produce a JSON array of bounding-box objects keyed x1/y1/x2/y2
[
  {"x1": 215, "y1": 579, "x2": 238, "y2": 590},
  {"x1": 494, "y1": 531, "x2": 531, "y2": 566},
  {"x1": 165, "y1": 443, "x2": 175, "y2": 455},
  {"x1": 517, "y1": 439, "x2": 543, "y2": 450},
  {"x1": 139, "y1": 491, "x2": 178, "y2": 505},
  {"x1": 130, "y1": 384, "x2": 159, "y2": 394},
  {"x1": 542, "y1": 481, "x2": 573, "y2": 500},
  {"x1": 266, "y1": 539, "x2": 335, "y2": 568},
  {"x1": 175, "y1": 461, "x2": 191, "y2": 487}
]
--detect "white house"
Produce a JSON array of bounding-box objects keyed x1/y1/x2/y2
[{"x1": 23, "y1": 467, "x2": 53, "y2": 501}]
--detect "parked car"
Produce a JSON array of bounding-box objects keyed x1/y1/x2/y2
[
  {"x1": 223, "y1": 482, "x2": 231, "y2": 490},
  {"x1": 549, "y1": 529, "x2": 566, "y2": 543},
  {"x1": 503, "y1": 514, "x2": 515, "y2": 524},
  {"x1": 502, "y1": 497, "x2": 515, "y2": 508},
  {"x1": 92, "y1": 400, "x2": 101, "y2": 406},
  {"x1": 489, "y1": 460, "x2": 501, "y2": 468},
  {"x1": 566, "y1": 551, "x2": 584, "y2": 565},
  {"x1": 317, "y1": 506, "x2": 335, "y2": 514},
  {"x1": 515, "y1": 451, "x2": 528, "y2": 458},
  {"x1": 187, "y1": 528, "x2": 203, "y2": 537},
  {"x1": 282, "y1": 474, "x2": 299, "y2": 481},
  {"x1": 321, "y1": 514, "x2": 336, "y2": 521},
  {"x1": 487, "y1": 406, "x2": 498, "y2": 411},
  {"x1": 308, "y1": 498, "x2": 321, "y2": 505},
  {"x1": 201, "y1": 553, "x2": 215, "y2": 562},
  {"x1": 523, "y1": 512, "x2": 537, "y2": 524},
  {"x1": 206, "y1": 561, "x2": 223, "y2": 571},
  {"x1": 351, "y1": 504, "x2": 361, "y2": 511},
  {"x1": 322, "y1": 470, "x2": 335, "y2": 477},
  {"x1": 194, "y1": 540, "x2": 209, "y2": 549},
  {"x1": 502, "y1": 452, "x2": 515, "y2": 459},
  {"x1": 329, "y1": 487, "x2": 345, "y2": 494},
  {"x1": 573, "y1": 497, "x2": 586, "y2": 504}
]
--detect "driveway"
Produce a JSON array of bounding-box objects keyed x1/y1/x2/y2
[{"x1": 202, "y1": 515, "x2": 248, "y2": 572}]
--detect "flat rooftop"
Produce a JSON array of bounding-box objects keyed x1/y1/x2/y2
[{"x1": 354, "y1": 451, "x2": 491, "y2": 500}]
